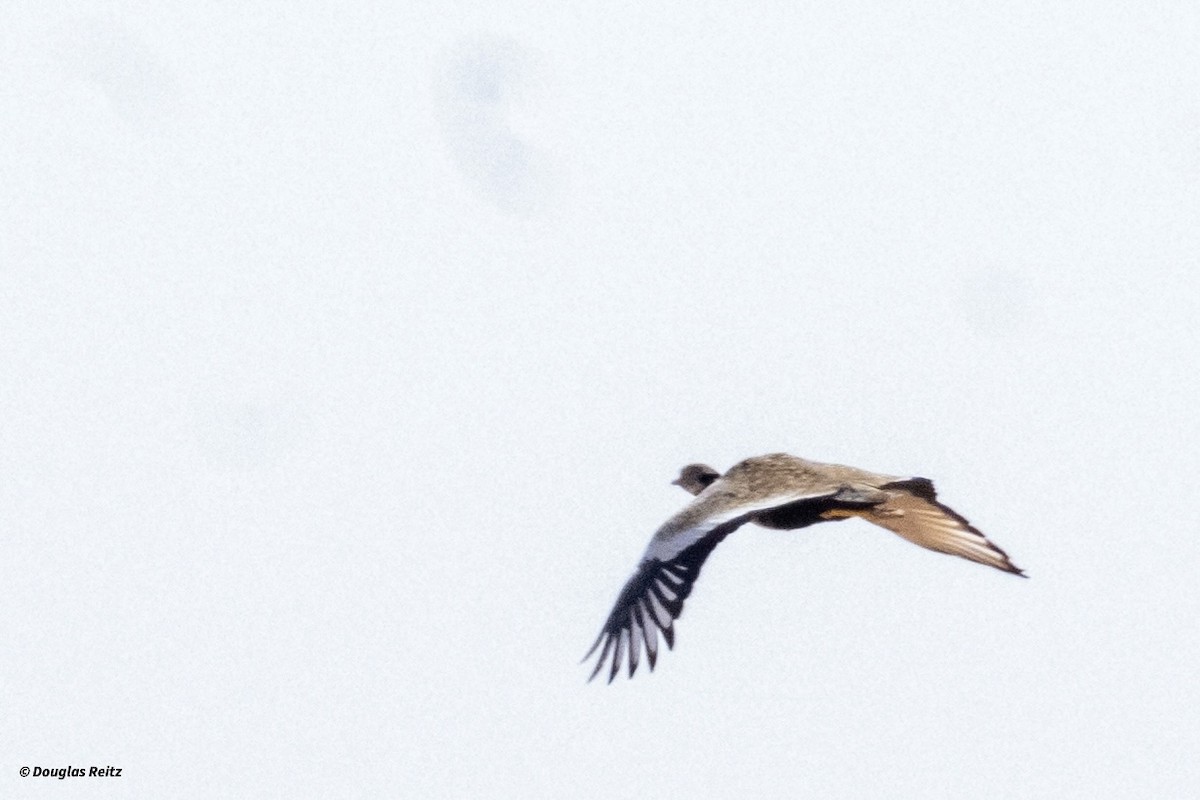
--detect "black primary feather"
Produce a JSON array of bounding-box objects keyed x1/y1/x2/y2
[{"x1": 583, "y1": 529, "x2": 732, "y2": 682}]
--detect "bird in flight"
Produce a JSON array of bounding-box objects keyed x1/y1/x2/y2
[{"x1": 584, "y1": 453, "x2": 1024, "y2": 683}]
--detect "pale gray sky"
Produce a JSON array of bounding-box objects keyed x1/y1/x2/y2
[{"x1": 3, "y1": 2, "x2": 1198, "y2": 798}]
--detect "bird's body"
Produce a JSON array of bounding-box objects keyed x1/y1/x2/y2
[{"x1": 585, "y1": 452, "x2": 1023, "y2": 682}]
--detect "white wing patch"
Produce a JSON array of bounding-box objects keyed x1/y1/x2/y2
[{"x1": 642, "y1": 487, "x2": 840, "y2": 562}]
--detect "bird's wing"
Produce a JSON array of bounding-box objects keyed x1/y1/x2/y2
[
  {"x1": 864, "y1": 478, "x2": 1024, "y2": 575},
  {"x1": 583, "y1": 486, "x2": 839, "y2": 683}
]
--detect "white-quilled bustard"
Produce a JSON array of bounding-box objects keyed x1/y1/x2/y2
[{"x1": 585, "y1": 453, "x2": 1024, "y2": 682}]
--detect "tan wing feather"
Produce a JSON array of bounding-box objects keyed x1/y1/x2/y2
[{"x1": 850, "y1": 486, "x2": 1023, "y2": 575}]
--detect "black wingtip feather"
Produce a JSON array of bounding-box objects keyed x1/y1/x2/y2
[
  {"x1": 587, "y1": 634, "x2": 614, "y2": 683},
  {"x1": 584, "y1": 528, "x2": 732, "y2": 683}
]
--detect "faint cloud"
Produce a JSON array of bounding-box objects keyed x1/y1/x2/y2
[
  {"x1": 1173, "y1": 116, "x2": 1200, "y2": 186},
  {"x1": 960, "y1": 268, "x2": 1033, "y2": 336},
  {"x1": 59, "y1": 17, "x2": 179, "y2": 126},
  {"x1": 191, "y1": 396, "x2": 301, "y2": 471},
  {"x1": 434, "y1": 38, "x2": 554, "y2": 213}
]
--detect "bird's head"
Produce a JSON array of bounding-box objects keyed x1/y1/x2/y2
[{"x1": 670, "y1": 463, "x2": 721, "y2": 496}]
